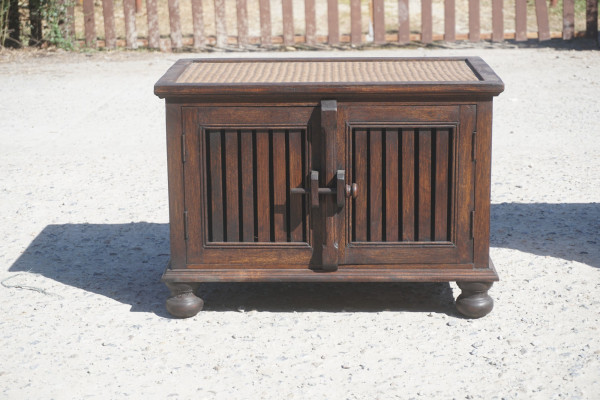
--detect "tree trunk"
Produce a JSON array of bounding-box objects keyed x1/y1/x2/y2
[{"x1": 5, "y1": 0, "x2": 21, "y2": 47}]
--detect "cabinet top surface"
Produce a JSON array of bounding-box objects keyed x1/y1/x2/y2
[{"x1": 155, "y1": 57, "x2": 504, "y2": 99}]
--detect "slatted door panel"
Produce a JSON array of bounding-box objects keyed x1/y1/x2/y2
[
  {"x1": 183, "y1": 107, "x2": 316, "y2": 267},
  {"x1": 340, "y1": 105, "x2": 475, "y2": 266},
  {"x1": 351, "y1": 127, "x2": 453, "y2": 243}
]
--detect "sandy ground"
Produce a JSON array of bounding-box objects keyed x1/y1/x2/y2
[{"x1": 1, "y1": 41, "x2": 599, "y2": 399}]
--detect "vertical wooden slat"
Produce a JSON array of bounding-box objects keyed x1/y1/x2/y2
[
  {"x1": 421, "y1": 0, "x2": 432, "y2": 43},
  {"x1": 241, "y1": 131, "x2": 254, "y2": 242},
  {"x1": 373, "y1": 0, "x2": 385, "y2": 44},
  {"x1": 259, "y1": 0, "x2": 272, "y2": 46},
  {"x1": 350, "y1": 0, "x2": 362, "y2": 45},
  {"x1": 282, "y1": 0, "x2": 294, "y2": 46},
  {"x1": 123, "y1": 0, "x2": 138, "y2": 49},
  {"x1": 225, "y1": 130, "x2": 239, "y2": 242},
  {"x1": 167, "y1": 0, "x2": 182, "y2": 48},
  {"x1": 83, "y1": 0, "x2": 96, "y2": 47},
  {"x1": 534, "y1": 0, "x2": 551, "y2": 41},
  {"x1": 214, "y1": 0, "x2": 227, "y2": 47},
  {"x1": 418, "y1": 130, "x2": 432, "y2": 241},
  {"x1": 209, "y1": 130, "x2": 224, "y2": 242},
  {"x1": 354, "y1": 130, "x2": 368, "y2": 241},
  {"x1": 236, "y1": 0, "x2": 249, "y2": 46},
  {"x1": 385, "y1": 129, "x2": 399, "y2": 242},
  {"x1": 289, "y1": 130, "x2": 304, "y2": 242},
  {"x1": 444, "y1": 0, "x2": 456, "y2": 42},
  {"x1": 563, "y1": 0, "x2": 575, "y2": 40},
  {"x1": 402, "y1": 129, "x2": 415, "y2": 241},
  {"x1": 102, "y1": 0, "x2": 116, "y2": 48},
  {"x1": 305, "y1": 0, "x2": 316, "y2": 45},
  {"x1": 147, "y1": 0, "x2": 161, "y2": 49},
  {"x1": 586, "y1": 0, "x2": 598, "y2": 39},
  {"x1": 369, "y1": 129, "x2": 383, "y2": 241},
  {"x1": 256, "y1": 130, "x2": 271, "y2": 241},
  {"x1": 273, "y1": 130, "x2": 287, "y2": 242},
  {"x1": 191, "y1": 0, "x2": 206, "y2": 48},
  {"x1": 491, "y1": 0, "x2": 503, "y2": 42},
  {"x1": 327, "y1": 0, "x2": 340, "y2": 45},
  {"x1": 468, "y1": 0, "x2": 480, "y2": 42},
  {"x1": 398, "y1": 0, "x2": 410, "y2": 43},
  {"x1": 434, "y1": 129, "x2": 449, "y2": 241},
  {"x1": 515, "y1": 0, "x2": 527, "y2": 41}
]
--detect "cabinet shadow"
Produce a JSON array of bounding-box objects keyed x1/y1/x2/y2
[
  {"x1": 7, "y1": 202, "x2": 598, "y2": 315},
  {"x1": 491, "y1": 202, "x2": 599, "y2": 268}
]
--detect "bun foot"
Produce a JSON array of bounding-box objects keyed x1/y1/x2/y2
[
  {"x1": 455, "y1": 281, "x2": 494, "y2": 318},
  {"x1": 165, "y1": 282, "x2": 204, "y2": 318}
]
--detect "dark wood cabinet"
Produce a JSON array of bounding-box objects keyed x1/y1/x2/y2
[{"x1": 155, "y1": 57, "x2": 504, "y2": 318}]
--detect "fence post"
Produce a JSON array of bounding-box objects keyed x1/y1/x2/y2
[
  {"x1": 123, "y1": 0, "x2": 138, "y2": 48},
  {"x1": 102, "y1": 0, "x2": 116, "y2": 48},
  {"x1": 327, "y1": 0, "x2": 339, "y2": 44},
  {"x1": 491, "y1": 0, "x2": 503, "y2": 42},
  {"x1": 350, "y1": 0, "x2": 361, "y2": 45},
  {"x1": 282, "y1": 0, "x2": 294, "y2": 45},
  {"x1": 168, "y1": 0, "x2": 183, "y2": 48},
  {"x1": 468, "y1": 0, "x2": 480, "y2": 42},
  {"x1": 373, "y1": 0, "x2": 385, "y2": 43},
  {"x1": 236, "y1": 0, "x2": 248, "y2": 47},
  {"x1": 305, "y1": 0, "x2": 316, "y2": 44},
  {"x1": 259, "y1": 0, "x2": 272, "y2": 46},
  {"x1": 398, "y1": 0, "x2": 409, "y2": 43},
  {"x1": 445, "y1": 0, "x2": 456, "y2": 42},
  {"x1": 563, "y1": 0, "x2": 574, "y2": 40},
  {"x1": 534, "y1": 0, "x2": 550, "y2": 40},
  {"x1": 421, "y1": 0, "x2": 432, "y2": 43},
  {"x1": 515, "y1": 0, "x2": 527, "y2": 41},
  {"x1": 586, "y1": 0, "x2": 598, "y2": 40},
  {"x1": 147, "y1": 0, "x2": 160, "y2": 49},
  {"x1": 83, "y1": 0, "x2": 97, "y2": 47}
]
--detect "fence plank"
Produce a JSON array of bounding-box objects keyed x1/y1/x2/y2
[
  {"x1": 146, "y1": 0, "x2": 160, "y2": 48},
  {"x1": 534, "y1": 0, "x2": 551, "y2": 40},
  {"x1": 373, "y1": 0, "x2": 385, "y2": 44},
  {"x1": 586, "y1": 0, "x2": 598, "y2": 39},
  {"x1": 421, "y1": 0, "x2": 432, "y2": 43},
  {"x1": 83, "y1": 0, "x2": 96, "y2": 47},
  {"x1": 563, "y1": 0, "x2": 574, "y2": 39},
  {"x1": 468, "y1": 0, "x2": 480, "y2": 41},
  {"x1": 398, "y1": 0, "x2": 410, "y2": 43},
  {"x1": 444, "y1": 0, "x2": 455, "y2": 41},
  {"x1": 350, "y1": 0, "x2": 362, "y2": 45},
  {"x1": 491, "y1": 0, "x2": 503, "y2": 41},
  {"x1": 101, "y1": 0, "x2": 116, "y2": 48},
  {"x1": 327, "y1": 0, "x2": 340, "y2": 45},
  {"x1": 259, "y1": 0, "x2": 272, "y2": 46},
  {"x1": 305, "y1": 0, "x2": 316, "y2": 44},
  {"x1": 123, "y1": 0, "x2": 138, "y2": 49},
  {"x1": 282, "y1": 0, "x2": 294, "y2": 45},
  {"x1": 214, "y1": 0, "x2": 227, "y2": 47},
  {"x1": 515, "y1": 0, "x2": 527, "y2": 41},
  {"x1": 236, "y1": 0, "x2": 248, "y2": 46}
]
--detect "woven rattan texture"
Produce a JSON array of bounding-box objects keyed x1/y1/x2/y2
[{"x1": 176, "y1": 60, "x2": 479, "y2": 84}]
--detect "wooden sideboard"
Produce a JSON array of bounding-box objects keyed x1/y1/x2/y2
[{"x1": 154, "y1": 57, "x2": 504, "y2": 318}]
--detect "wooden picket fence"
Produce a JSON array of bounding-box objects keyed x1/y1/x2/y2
[{"x1": 72, "y1": 0, "x2": 598, "y2": 50}]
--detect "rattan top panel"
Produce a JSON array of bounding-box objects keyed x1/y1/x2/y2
[{"x1": 176, "y1": 60, "x2": 479, "y2": 85}]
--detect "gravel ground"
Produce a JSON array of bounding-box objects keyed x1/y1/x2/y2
[{"x1": 1, "y1": 41, "x2": 599, "y2": 399}]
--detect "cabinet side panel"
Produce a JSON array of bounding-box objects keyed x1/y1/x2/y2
[
  {"x1": 474, "y1": 101, "x2": 492, "y2": 268},
  {"x1": 167, "y1": 104, "x2": 186, "y2": 268}
]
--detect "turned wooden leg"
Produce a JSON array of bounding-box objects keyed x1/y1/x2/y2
[
  {"x1": 165, "y1": 282, "x2": 204, "y2": 318},
  {"x1": 455, "y1": 281, "x2": 494, "y2": 318}
]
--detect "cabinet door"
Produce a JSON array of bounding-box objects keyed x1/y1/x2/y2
[
  {"x1": 340, "y1": 104, "x2": 476, "y2": 267},
  {"x1": 182, "y1": 106, "x2": 318, "y2": 267}
]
